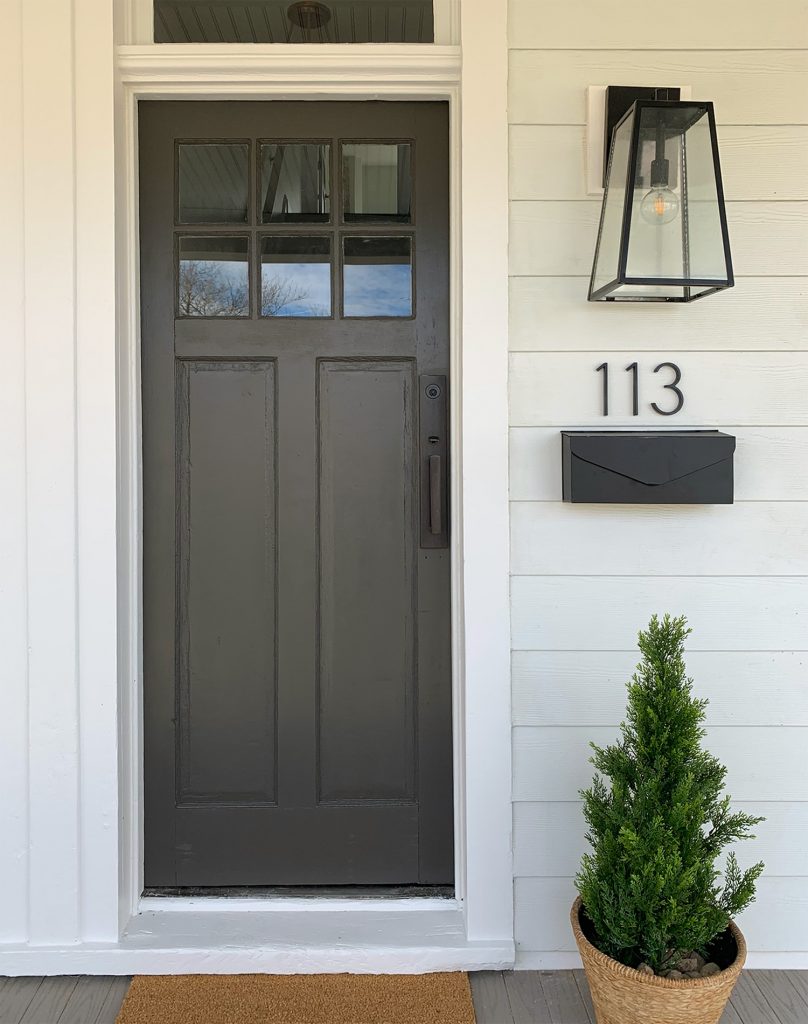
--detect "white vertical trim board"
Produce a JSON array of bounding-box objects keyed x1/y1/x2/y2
[
  {"x1": 458, "y1": 0, "x2": 512, "y2": 945},
  {"x1": 0, "y1": 0, "x2": 121, "y2": 951},
  {"x1": 0, "y1": 0, "x2": 30, "y2": 945},
  {"x1": 22, "y1": 0, "x2": 82, "y2": 947},
  {"x1": 75, "y1": 0, "x2": 121, "y2": 944}
]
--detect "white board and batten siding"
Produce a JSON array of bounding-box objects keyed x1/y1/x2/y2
[
  {"x1": 508, "y1": 0, "x2": 808, "y2": 967},
  {"x1": 0, "y1": 0, "x2": 118, "y2": 946}
]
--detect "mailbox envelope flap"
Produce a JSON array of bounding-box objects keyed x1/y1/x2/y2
[{"x1": 567, "y1": 432, "x2": 736, "y2": 487}]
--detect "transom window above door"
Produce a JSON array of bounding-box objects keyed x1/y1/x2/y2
[
  {"x1": 154, "y1": 1, "x2": 435, "y2": 43},
  {"x1": 175, "y1": 139, "x2": 415, "y2": 318}
]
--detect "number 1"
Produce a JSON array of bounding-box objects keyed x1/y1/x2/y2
[
  {"x1": 596, "y1": 362, "x2": 608, "y2": 416},
  {"x1": 626, "y1": 362, "x2": 639, "y2": 416}
]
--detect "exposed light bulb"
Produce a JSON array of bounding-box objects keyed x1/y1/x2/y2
[{"x1": 640, "y1": 187, "x2": 680, "y2": 226}]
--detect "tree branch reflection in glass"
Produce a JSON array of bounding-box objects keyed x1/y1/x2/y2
[
  {"x1": 260, "y1": 236, "x2": 332, "y2": 317},
  {"x1": 178, "y1": 236, "x2": 250, "y2": 317}
]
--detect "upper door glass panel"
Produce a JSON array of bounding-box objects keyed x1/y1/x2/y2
[
  {"x1": 178, "y1": 143, "x2": 249, "y2": 224},
  {"x1": 260, "y1": 143, "x2": 331, "y2": 223},
  {"x1": 342, "y1": 143, "x2": 412, "y2": 223},
  {"x1": 154, "y1": 1, "x2": 434, "y2": 43}
]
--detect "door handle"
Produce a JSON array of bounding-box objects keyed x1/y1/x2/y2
[
  {"x1": 429, "y1": 455, "x2": 442, "y2": 535},
  {"x1": 420, "y1": 374, "x2": 448, "y2": 548}
]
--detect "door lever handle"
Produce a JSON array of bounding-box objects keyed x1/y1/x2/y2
[
  {"x1": 429, "y1": 455, "x2": 442, "y2": 535},
  {"x1": 420, "y1": 374, "x2": 447, "y2": 548}
]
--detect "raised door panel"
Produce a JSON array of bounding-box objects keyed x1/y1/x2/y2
[
  {"x1": 177, "y1": 359, "x2": 278, "y2": 804},
  {"x1": 317, "y1": 360, "x2": 417, "y2": 803}
]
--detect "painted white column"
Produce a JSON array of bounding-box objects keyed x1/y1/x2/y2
[
  {"x1": 460, "y1": 0, "x2": 514, "y2": 942},
  {"x1": 75, "y1": 0, "x2": 120, "y2": 943},
  {"x1": 22, "y1": 0, "x2": 83, "y2": 945},
  {"x1": 0, "y1": 0, "x2": 31, "y2": 945},
  {"x1": 0, "y1": 0, "x2": 119, "y2": 946}
]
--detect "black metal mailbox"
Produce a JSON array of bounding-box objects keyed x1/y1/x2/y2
[{"x1": 561, "y1": 430, "x2": 736, "y2": 504}]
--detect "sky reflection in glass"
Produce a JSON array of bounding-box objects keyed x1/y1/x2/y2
[{"x1": 343, "y1": 237, "x2": 412, "y2": 317}]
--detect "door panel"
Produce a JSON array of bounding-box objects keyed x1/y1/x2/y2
[
  {"x1": 140, "y1": 101, "x2": 451, "y2": 887},
  {"x1": 317, "y1": 360, "x2": 416, "y2": 804},
  {"x1": 178, "y1": 360, "x2": 278, "y2": 805}
]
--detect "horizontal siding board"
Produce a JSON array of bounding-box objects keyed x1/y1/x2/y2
[
  {"x1": 510, "y1": 125, "x2": 808, "y2": 202},
  {"x1": 511, "y1": 427, "x2": 808, "y2": 502},
  {"x1": 514, "y1": 801, "x2": 808, "y2": 879},
  {"x1": 510, "y1": 352, "x2": 808, "y2": 426},
  {"x1": 514, "y1": 802, "x2": 588, "y2": 879},
  {"x1": 508, "y1": 0, "x2": 808, "y2": 50},
  {"x1": 510, "y1": 502, "x2": 808, "y2": 576},
  {"x1": 515, "y1": 877, "x2": 579, "y2": 953},
  {"x1": 513, "y1": 726, "x2": 808, "y2": 801},
  {"x1": 508, "y1": 50, "x2": 808, "y2": 126},
  {"x1": 510, "y1": 201, "x2": 808, "y2": 277},
  {"x1": 508, "y1": 278, "x2": 808, "y2": 352},
  {"x1": 511, "y1": 576, "x2": 808, "y2": 651},
  {"x1": 515, "y1": 876, "x2": 808, "y2": 952},
  {"x1": 512, "y1": 650, "x2": 808, "y2": 727}
]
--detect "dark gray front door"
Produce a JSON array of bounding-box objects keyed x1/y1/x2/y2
[{"x1": 140, "y1": 101, "x2": 452, "y2": 887}]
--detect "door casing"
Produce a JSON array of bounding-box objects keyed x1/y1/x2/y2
[{"x1": 115, "y1": 31, "x2": 512, "y2": 954}]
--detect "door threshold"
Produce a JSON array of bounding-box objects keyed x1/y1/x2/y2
[
  {"x1": 108, "y1": 901, "x2": 515, "y2": 974},
  {"x1": 143, "y1": 885, "x2": 455, "y2": 900},
  {"x1": 0, "y1": 901, "x2": 514, "y2": 974}
]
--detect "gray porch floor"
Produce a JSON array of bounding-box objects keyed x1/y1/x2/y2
[
  {"x1": 470, "y1": 970, "x2": 808, "y2": 1024},
  {"x1": 0, "y1": 970, "x2": 804, "y2": 1023}
]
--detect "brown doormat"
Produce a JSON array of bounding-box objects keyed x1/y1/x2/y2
[{"x1": 116, "y1": 973, "x2": 476, "y2": 1024}]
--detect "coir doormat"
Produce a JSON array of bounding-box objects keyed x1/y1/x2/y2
[{"x1": 115, "y1": 972, "x2": 476, "y2": 1024}]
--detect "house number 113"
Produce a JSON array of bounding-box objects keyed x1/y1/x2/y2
[{"x1": 595, "y1": 361, "x2": 684, "y2": 417}]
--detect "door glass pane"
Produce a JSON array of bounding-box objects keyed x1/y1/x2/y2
[
  {"x1": 261, "y1": 236, "x2": 332, "y2": 317},
  {"x1": 178, "y1": 143, "x2": 249, "y2": 224},
  {"x1": 260, "y1": 144, "x2": 331, "y2": 224},
  {"x1": 155, "y1": 2, "x2": 434, "y2": 43},
  {"x1": 178, "y1": 236, "x2": 250, "y2": 317},
  {"x1": 343, "y1": 236, "x2": 412, "y2": 317},
  {"x1": 342, "y1": 144, "x2": 412, "y2": 223}
]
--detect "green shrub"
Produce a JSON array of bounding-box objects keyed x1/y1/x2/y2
[{"x1": 575, "y1": 614, "x2": 764, "y2": 973}]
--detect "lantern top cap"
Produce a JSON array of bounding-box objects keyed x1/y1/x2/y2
[{"x1": 613, "y1": 98, "x2": 715, "y2": 136}]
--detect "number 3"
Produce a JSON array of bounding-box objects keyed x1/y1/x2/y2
[{"x1": 651, "y1": 362, "x2": 684, "y2": 416}]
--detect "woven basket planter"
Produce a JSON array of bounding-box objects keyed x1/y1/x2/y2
[{"x1": 571, "y1": 897, "x2": 746, "y2": 1024}]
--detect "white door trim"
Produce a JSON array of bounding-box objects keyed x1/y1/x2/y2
[{"x1": 116, "y1": 13, "x2": 511, "y2": 970}]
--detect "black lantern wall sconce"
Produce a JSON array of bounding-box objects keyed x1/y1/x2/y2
[{"x1": 589, "y1": 86, "x2": 733, "y2": 303}]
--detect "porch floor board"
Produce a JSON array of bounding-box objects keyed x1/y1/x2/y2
[
  {"x1": 470, "y1": 971, "x2": 801, "y2": 1024},
  {"x1": 0, "y1": 970, "x2": 801, "y2": 1023}
]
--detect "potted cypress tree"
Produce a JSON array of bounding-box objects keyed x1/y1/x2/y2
[{"x1": 571, "y1": 614, "x2": 764, "y2": 1024}]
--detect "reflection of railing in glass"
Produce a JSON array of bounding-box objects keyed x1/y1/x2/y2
[{"x1": 261, "y1": 144, "x2": 331, "y2": 223}]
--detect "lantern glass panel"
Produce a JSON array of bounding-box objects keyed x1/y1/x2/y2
[
  {"x1": 679, "y1": 110, "x2": 729, "y2": 280},
  {"x1": 590, "y1": 110, "x2": 635, "y2": 297},
  {"x1": 625, "y1": 105, "x2": 728, "y2": 286}
]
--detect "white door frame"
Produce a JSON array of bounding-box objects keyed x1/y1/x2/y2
[{"x1": 115, "y1": 0, "x2": 511, "y2": 965}]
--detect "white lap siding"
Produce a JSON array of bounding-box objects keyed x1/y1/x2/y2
[{"x1": 508, "y1": 1, "x2": 808, "y2": 966}]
